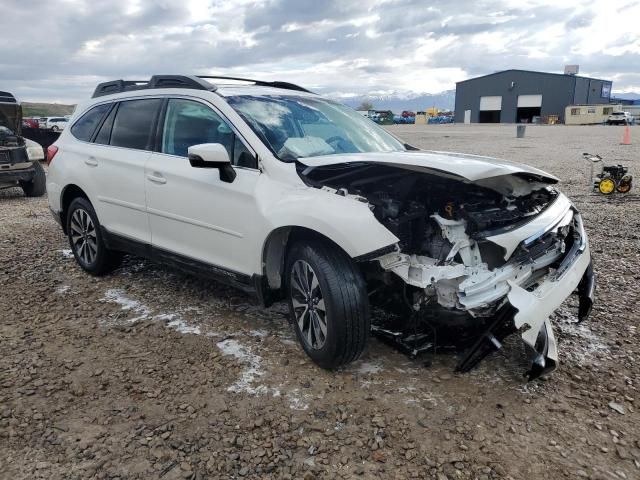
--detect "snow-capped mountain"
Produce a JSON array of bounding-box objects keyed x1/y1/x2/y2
[
  {"x1": 335, "y1": 90, "x2": 456, "y2": 113},
  {"x1": 612, "y1": 92, "x2": 640, "y2": 100}
]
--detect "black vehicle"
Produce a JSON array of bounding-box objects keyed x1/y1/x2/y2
[{"x1": 0, "y1": 91, "x2": 46, "y2": 197}]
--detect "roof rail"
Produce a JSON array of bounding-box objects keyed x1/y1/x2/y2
[
  {"x1": 91, "y1": 75, "x2": 216, "y2": 98},
  {"x1": 196, "y1": 75, "x2": 313, "y2": 93},
  {"x1": 91, "y1": 74, "x2": 312, "y2": 98}
]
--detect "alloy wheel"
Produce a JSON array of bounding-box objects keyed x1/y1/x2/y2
[
  {"x1": 70, "y1": 208, "x2": 98, "y2": 265},
  {"x1": 290, "y1": 260, "x2": 327, "y2": 349}
]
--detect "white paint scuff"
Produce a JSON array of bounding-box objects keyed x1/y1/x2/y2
[
  {"x1": 103, "y1": 288, "x2": 151, "y2": 322},
  {"x1": 60, "y1": 249, "x2": 74, "y2": 259},
  {"x1": 355, "y1": 360, "x2": 384, "y2": 375},
  {"x1": 562, "y1": 322, "x2": 610, "y2": 362},
  {"x1": 167, "y1": 318, "x2": 201, "y2": 335},
  {"x1": 216, "y1": 338, "x2": 269, "y2": 395},
  {"x1": 155, "y1": 313, "x2": 202, "y2": 335},
  {"x1": 102, "y1": 289, "x2": 202, "y2": 333},
  {"x1": 286, "y1": 388, "x2": 310, "y2": 411}
]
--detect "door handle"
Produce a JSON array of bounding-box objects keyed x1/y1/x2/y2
[
  {"x1": 84, "y1": 157, "x2": 98, "y2": 167},
  {"x1": 146, "y1": 173, "x2": 167, "y2": 185}
]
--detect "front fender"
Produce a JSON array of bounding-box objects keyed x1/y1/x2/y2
[{"x1": 263, "y1": 186, "x2": 399, "y2": 258}]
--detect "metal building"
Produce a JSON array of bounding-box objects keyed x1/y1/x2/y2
[{"x1": 454, "y1": 69, "x2": 613, "y2": 124}]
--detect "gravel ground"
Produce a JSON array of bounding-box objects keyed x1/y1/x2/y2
[{"x1": 1, "y1": 124, "x2": 639, "y2": 480}]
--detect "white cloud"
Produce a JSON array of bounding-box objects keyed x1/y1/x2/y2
[{"x1": 0, "y1": 0, "x2": 638, "y2": 102}]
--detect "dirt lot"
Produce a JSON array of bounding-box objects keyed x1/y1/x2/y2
[{"x1": 1, "y1": 124, "x2": 639, "y2": 480}]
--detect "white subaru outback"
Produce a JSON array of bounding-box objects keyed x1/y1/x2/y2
[{"x1": 47, "y1": 75, "x2": 595, "y2": 380}]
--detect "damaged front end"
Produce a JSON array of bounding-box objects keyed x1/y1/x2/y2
[{"x1": 298, "y1": 154, "x2": 595, "y2": 380}]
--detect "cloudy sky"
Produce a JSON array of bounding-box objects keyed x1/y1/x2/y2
[{"x1": 1, "y1": 0, "x2": 639, "y2": 103}]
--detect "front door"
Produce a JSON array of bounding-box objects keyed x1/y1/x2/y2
[{"x1": 145, "y1": 97, "x2": 262, "y2": 275}]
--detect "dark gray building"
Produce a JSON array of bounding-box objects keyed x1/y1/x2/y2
[{"x1": 454, "y1": 69, "x2": 612, "y2": 124}]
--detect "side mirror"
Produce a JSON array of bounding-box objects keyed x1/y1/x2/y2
[{"x1": 188, "y1": 143, "x2": 236, "y2": 183}]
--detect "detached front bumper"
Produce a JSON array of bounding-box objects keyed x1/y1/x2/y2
[
  {"x1": 507, "y1": 209, "x2": 593, "y2": 379},
  {"x1": 508, "y1": 248, "x2": 593, "y2": 380},
  {"x1": 457, "y1": 212, "x2": 595, "y2": 380}
]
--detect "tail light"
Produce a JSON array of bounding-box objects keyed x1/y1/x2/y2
[{"x1": 47, "y1": 145, "x2": 59, "y2": 165}]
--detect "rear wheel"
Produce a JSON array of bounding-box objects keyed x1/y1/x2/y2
[
  {"x1": 20, "y1": 161, "x2": 46, "y2": 197},
  {"x1": 66, "y1": 197, "x2": 122, "y2": 275},
  {"x1": 285, "y1": 240, "x2": 370, "y2": 369}
]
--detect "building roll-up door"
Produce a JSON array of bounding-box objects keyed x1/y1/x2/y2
[
  {"x1": 479, "y1": 96, "x2": 502, "y2": 111},
  {"x1": 516, "y1": 94, "x2": 543, "y2": 123},
  {"x1": 479, "y1": 96, "x2": 502, "y2": 123},
  {"x1": 517, "y1": 95, "x2": 542, "y2": 107}
]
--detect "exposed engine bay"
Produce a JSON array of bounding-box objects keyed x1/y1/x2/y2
[
  {"x1": 298, "y1": 159, "x2": 595, "y2": 380},
  {"x1": 0, "y1": 126, "x2": 29, "y2": 166}
]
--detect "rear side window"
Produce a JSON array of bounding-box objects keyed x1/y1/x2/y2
[
  {"x1": 70, "y1": 104, "x2": 111, "y2": 141},
  {"x1": 94, "y1": 105, "x2": 117, "y2": 145},
  {"x1": 110, "y1": 99, "x2": 162, "y2": 150}
]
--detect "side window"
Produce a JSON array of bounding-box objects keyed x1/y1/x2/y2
[
  {"x1": 110, "y1": 99, "x2": 162, "y2": 150},
  {"x1": 70, "y1": 103, "x2": 111, "y2": 141},
  {"x1": 161, "y1": 98, "x2": 256, "y2": 168},
  {"x1": 233, "y1": 136, "x2": 257, "y2": 169},
  {"x1": 94, "y1": 104, "x2": 117, "y2": 145},
  {"x1": 162, "y1": 99, "x2": 233, "y2": 158}
]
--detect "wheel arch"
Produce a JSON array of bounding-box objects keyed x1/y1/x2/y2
[
  {"x1": 60, "y1": 184, "x2": 91, "y2": 234},
  {"x1": 261, "y1": 226, "x2": 355, "y2": 293}
]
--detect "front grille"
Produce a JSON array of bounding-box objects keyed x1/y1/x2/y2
[{"x1": 0, "y1": 151, "x2": 10, "y2": 164}]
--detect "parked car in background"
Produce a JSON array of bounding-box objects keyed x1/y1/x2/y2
[
  {"x1": 38, "y1": 117, "x2": 48, "y2": 129},
  {"x1": 47, "y1": 117, "x2": 69, "y2": 131},
  {"x1": 47, "y1": 75, "x2": 594, "y2": 380},
  {"x1": 22, "y1": 117, "x2": 40, "y2": 129},
  {"x1": 394, "y1": 114, "x2": 415, "y2": 124},
  {"x1": 607, "y1": 111, "x2": 632, "y2": 125}
]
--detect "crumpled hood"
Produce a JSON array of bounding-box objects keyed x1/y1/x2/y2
[{"x1": 298, "y1": 150, "x2": 559, "y2": 184}]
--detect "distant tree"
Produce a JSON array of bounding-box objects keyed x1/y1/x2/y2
[{"x1": 356, "y1": 101, "x2": 374, "y2": 111}]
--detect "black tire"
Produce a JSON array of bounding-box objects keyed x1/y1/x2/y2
[
  {"x1": 66, "y1": 197, "x2": 122, "y2": 275},
  {"x1": 20, "y1": 161, "x2": 46, "y2": 197},
  {"x1": 285, "y1": 240, "x2": 369, "y2": 369}
]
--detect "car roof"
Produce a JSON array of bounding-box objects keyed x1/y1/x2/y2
[{"x1": 79, "y1": 85, "x2": 317, "y2": 112}]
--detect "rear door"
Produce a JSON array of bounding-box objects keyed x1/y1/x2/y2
[
  {"x1": 145, "y1": 96, "x2": 262, "y2": 275},
  {"x1": 69, "y1": 98, "x2": 162, "y2": 243}
]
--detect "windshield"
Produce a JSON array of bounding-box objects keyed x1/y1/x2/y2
[{"x1": 226, "y1": 95, "x2": 405, "y2": 161}]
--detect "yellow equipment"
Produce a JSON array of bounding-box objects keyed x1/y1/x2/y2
[{"x1": 597, "y1": 177, "x2": 616, "y2": 195}]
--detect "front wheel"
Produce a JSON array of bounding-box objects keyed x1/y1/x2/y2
[
  {"x1": 285, "y1": 240, "x2": 370, "y2": 369},
  {"x1": 66, "y1": 197, "x2": 122, "y2": 275}
]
